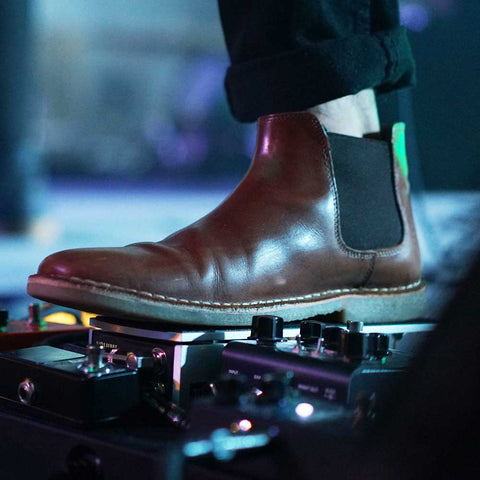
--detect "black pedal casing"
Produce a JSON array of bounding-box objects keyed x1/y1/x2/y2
[
  {"x1": 222, "y1": 339, "x2": 411, "y2": 409},
  {"x1": 0, "y1": 346, "x2": 139, "y2": 425}
]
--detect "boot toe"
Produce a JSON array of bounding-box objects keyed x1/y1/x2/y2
[
  {"x1": 37, "y1": 247, "x2": 115, "y2": 281},
  {"x1": 32, "y1": 243, "x2": 195, "y2": 298}
]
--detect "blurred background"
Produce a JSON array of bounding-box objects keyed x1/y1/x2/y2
[{"x1": 1, "y1": 0, "x2": 479, "y2": 319}]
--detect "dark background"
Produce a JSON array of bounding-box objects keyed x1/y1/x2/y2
[
  {"x1": 405, "y1": 0, "x2": 479, "y2": 189},
  {"x1": 3, "y1": 0, "x2": 479, "y2": 190}
]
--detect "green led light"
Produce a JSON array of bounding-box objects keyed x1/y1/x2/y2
[{"x1": 392, "y1": 122, "x2": 409, "y2": 179}]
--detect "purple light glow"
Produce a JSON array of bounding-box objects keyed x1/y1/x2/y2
[
  {"x1": 430, "y1": 0, "x2": 456, "y2": 15},
  {"x1": 400, "y1": 2, "x2": 431, "y2": 32}
]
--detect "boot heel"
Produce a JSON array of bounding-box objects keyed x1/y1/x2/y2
[{"x1": 340, "y1": 284, "x2": 427, "y2": 324}]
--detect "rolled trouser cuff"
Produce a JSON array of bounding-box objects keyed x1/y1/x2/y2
[{"x1": 225, "y1": 26, "x2": 415, "y2": 122}]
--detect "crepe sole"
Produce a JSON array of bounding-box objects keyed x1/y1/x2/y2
[{"x1": 27, "y1": 274, "x2": 427, "y2": 327}]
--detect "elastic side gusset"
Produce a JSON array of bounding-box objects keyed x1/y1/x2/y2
[{"x1": 328, "y1": 133, "x2": 403, "y2": 250}]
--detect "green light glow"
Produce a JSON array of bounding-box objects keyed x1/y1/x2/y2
[{"x1": 392, "y1": 123, "x2": 409, "y2": 179}]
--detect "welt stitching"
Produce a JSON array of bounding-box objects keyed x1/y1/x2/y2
[{"x1": 43, "y1": 274, "x2": 423, "y2": 308}]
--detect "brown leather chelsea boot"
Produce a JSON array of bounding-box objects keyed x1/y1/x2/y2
[{"x1": 27, "y1": 112, "x2": 425, "y2": 326}]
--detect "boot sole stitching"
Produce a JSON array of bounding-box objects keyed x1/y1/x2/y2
[{"x1": 36, "y1": 274, "x2": 424, "y2": 308}]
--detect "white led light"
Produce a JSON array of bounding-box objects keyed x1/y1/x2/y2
[
  {"x1": 238, "y1": 419, "x2": 253, "y2": 432},
  {"x1": 295, "y1": 402, "x2": 314, "y2": 418}
]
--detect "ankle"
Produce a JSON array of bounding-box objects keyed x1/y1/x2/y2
[{"x1": 309, "y1": 89, "x2": 380, "y2": 138}]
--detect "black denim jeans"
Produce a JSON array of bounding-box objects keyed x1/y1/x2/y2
[{"x1": 218, "y1": 0, "x2": 415, "y2": 122}]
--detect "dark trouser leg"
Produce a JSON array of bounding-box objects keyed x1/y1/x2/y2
[{"x1": 218, "y1": 0, "x2": 415, "y2": 122}]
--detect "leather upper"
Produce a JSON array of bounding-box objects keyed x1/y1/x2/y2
[{"x1": 35, "y1": 112, "x2": 421, "y2": 306}]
